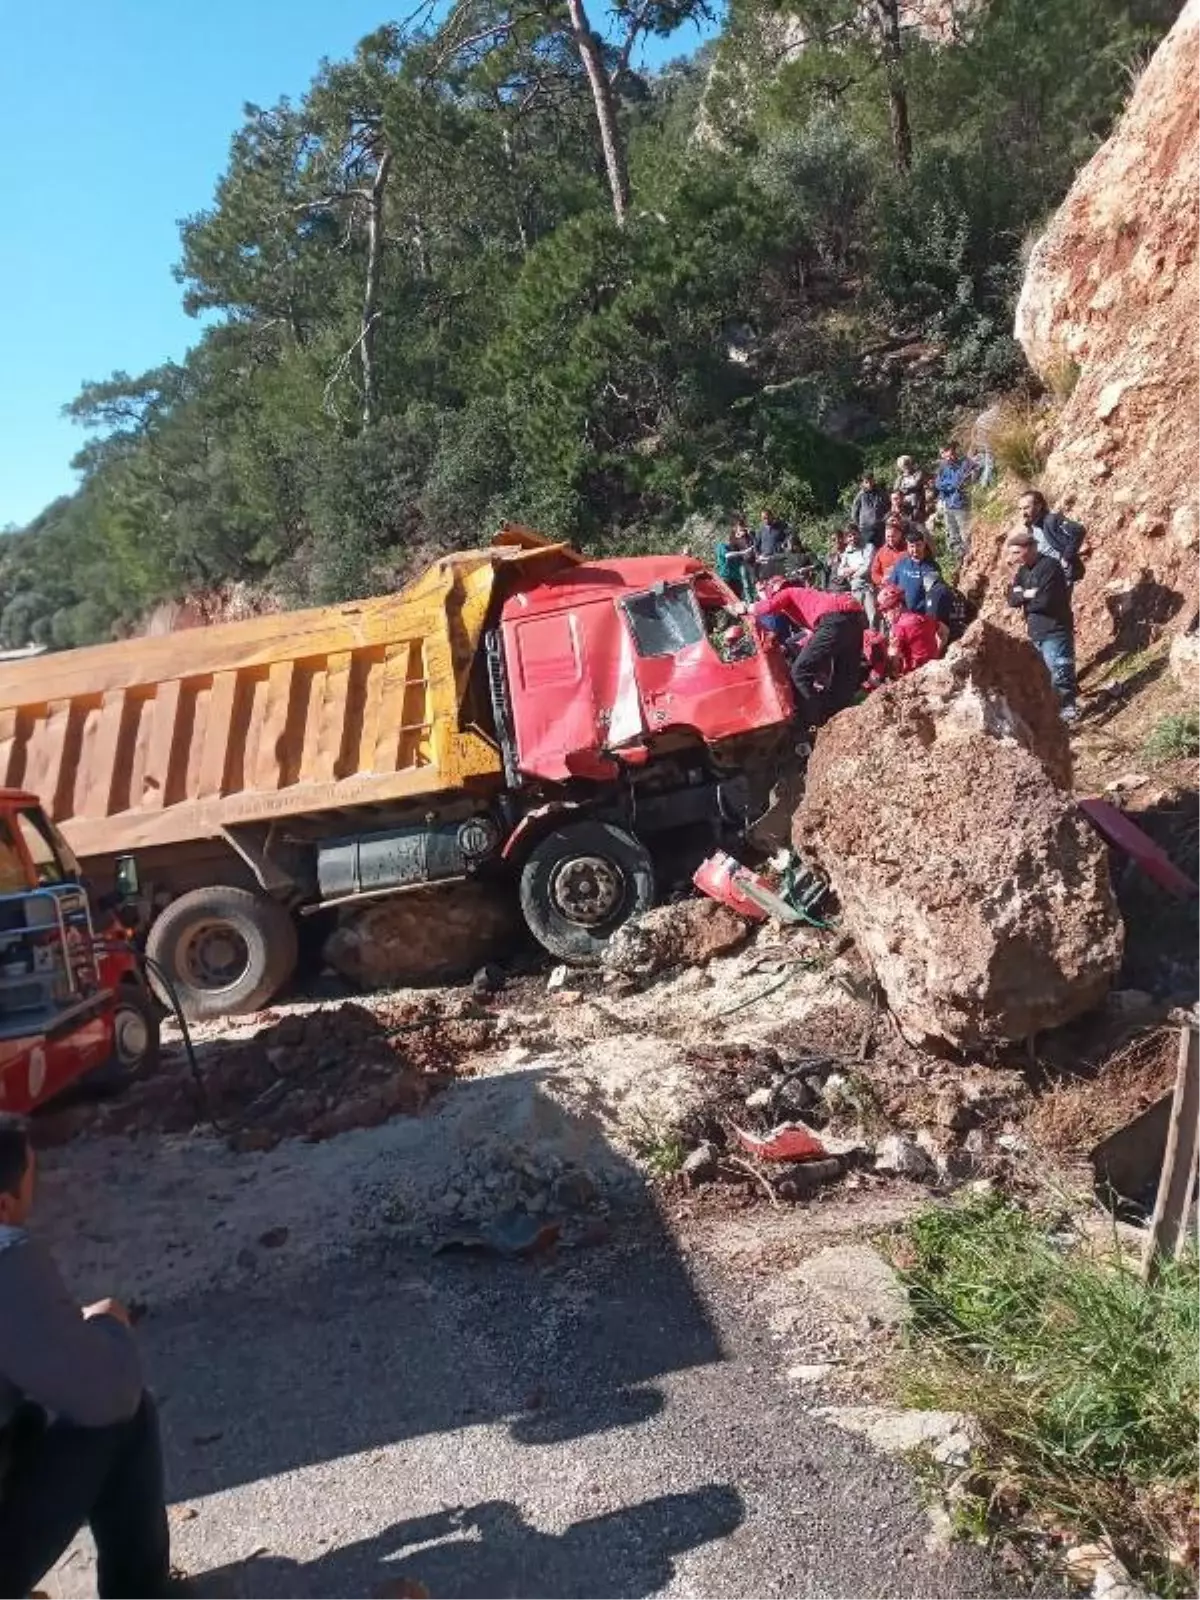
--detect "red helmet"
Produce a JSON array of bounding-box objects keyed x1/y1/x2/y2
[{"x1": 876, "y1": 582, "x2": 904, "y2": 612}]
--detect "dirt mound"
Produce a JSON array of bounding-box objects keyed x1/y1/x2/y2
[
  {"x1": 37, "y1": 998, "x2": 499, "y2": 1151},
  {"x1": 1008, "y1": 0, "x2": 1199, "y2": 664},
  {"x1": 323, "y1": 884, "x2": 523, "y2": 988},
  {"x1": 794, "y1": 622, "x2": 1124, "y2": 1049}
]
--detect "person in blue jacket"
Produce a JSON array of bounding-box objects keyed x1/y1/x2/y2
[
  {"x1": 934, "y1": 443, "x2": 978, "y2": 563},
  {"x1": 891, "y1": 528, "x2": 957, "y2": 632}
]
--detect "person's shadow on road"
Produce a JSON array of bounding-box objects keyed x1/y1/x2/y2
[{"x1": 196, "y1": 1484, "x2": 744, "y2": 1599}]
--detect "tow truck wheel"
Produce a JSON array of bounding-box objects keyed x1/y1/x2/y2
[
  {"x1": 112, "y1": 983, "x2": 161, "y2": 1077},
  {"x1": 146, "y1": 886, "x2": 299, "y2": 1020},
  {"x1": 520, "y1": 822, "x2": 654, "y2": 965}
]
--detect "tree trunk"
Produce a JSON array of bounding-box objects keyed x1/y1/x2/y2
[
  {"x1": 874, "y1": 0, "x2": 912, "y2": 175},
  {"x1": 360, "y1": 144, "x2": 393, "y2": 426},
  {"x1": 564, "y1": 0, "x2": 630, "y2": 225}
]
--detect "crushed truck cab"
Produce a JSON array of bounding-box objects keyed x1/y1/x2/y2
[{"x1": 0, "y1": 528, "x2": 796, "y2": 1017}]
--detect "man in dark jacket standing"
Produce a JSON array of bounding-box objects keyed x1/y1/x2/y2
[
  {"x1": 849, "y1": 473, "x2": 888, "y2": 549},
  {"x1": 0, "y1": 1115, "x2": 171, "y2": 1598},
  {"x1": 1020, "y1": 489, "x2": 1087, "y2": 588},
  {"x1": 1007, "y1": 529, "x2": 1078, "y2": 722}
]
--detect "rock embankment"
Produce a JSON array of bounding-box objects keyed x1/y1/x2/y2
[{"x1": 1012, "y1": 0, "x2": 1200, "y2": 659}]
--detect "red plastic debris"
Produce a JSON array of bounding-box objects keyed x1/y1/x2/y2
[
  {"x1": 732, "y1": 1122, "x2": 829, "y2": 1162},
  {"x1": 1078, "y1": 798, "x2": 1199, "y2": 900},
  {"x1": 692, "y1": 850, "x2": 770, "y2": 922}
]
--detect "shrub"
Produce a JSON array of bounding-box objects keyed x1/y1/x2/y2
[
  {"x1": 989, "y1": 402, "x2": 1047, "y2": 481},
  {"x1": 1143, "y1": 712, "x2": 1200, "y2": 764}
]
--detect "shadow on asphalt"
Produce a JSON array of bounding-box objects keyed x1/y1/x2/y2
[
  {"x1": 139, "y1": 1079, "x2": 725, "y2": 1505},
  {"x1": 196, "y1": 1487, "x2": 744, "y2": 1598}
]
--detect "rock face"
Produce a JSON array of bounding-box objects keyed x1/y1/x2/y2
[
  {"x1": 794, "y1": 623, "x2": 1124, "y2": 1050},
  {"x1": 1012, "y1": 0, "x2": 1199, "y2": 660}
]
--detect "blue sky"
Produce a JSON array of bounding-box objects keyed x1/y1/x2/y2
[{"x1": 0, "y1": 2, "x2": 715, "y2": 530}]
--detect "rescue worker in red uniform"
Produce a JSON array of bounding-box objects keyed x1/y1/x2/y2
[
  {"x1": 875, "y1": 582, "x2": 947, "y2": 677},
  {"x1": 750, "y1": 586, "x2": 865, "y2": 728}
]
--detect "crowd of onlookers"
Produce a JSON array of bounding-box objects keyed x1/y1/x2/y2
[{"x1": 713, "y1": 443, "x2": 1088, "y2": 731}]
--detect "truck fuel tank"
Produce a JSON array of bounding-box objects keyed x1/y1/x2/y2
[{"x1": 316, "y1": 816, "x2": 502, "y2": 901}]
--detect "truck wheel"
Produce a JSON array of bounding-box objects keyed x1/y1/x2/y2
[
  {"x1": 520, "y1": 822, "x2": 654, "y2": 965},
  {"x1": 112, "y1": 983, "x2": 162, "y2": 1076},
  {"x1": 146, "y1": 886, "x2": 298, "y2": 1020}
]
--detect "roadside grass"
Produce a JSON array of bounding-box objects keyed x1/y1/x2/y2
[
  {"x1": 626, "y1": 1112, "x2": 689, "y2": 1178},
  {"x1": 892, "y1": 1196, "x2": 1199, "y2": 1595},
  {"x1": 1143, "y1": 711, "x2": 1200, "y2": 764}
]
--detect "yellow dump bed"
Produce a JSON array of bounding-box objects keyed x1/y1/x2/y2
[{"x1": 0, "y1": 533, "x2": 569, "y2": 859}]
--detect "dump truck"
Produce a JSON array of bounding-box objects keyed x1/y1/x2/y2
[{"x1": 0, "y1": 528, "x2": 797, "y2": 1018}]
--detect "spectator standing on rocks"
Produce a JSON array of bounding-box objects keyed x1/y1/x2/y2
[
  {"x1": 1006, "y1": 528, "x2": 1079, "y2": 721},
  {"x1": 749, "y1": 586, "x2": 865, "y2": 729},
  {"x1": 833, "y1": 527, "x2": 876, "y2": 624},
  {"x1": 892, "y1": 529, "x2": 953, "y2": 629},
  {"x1": 934, "y1": 442, "x2": 977, "y2": 564},
  {"x1": 1019, "y1": 489, "x2": 1088, "y2": 588},
  {"x1": 0, "y1": 1115, "x2": 172, "y2": 1600},
  {"x1": 754, "y1": 508, "x2": 793, "y2": 583},
  {"x1": 870, "y1": 518, "x2": 908, "y2": 587},
  {"x1": 716, "y1": 516, "x2": 756, "y2": 603},
  {"x1": 893, "y1": 456, "x2": 927, "y2": 522},
  {"x1": 849, "y1": 472, "x2": 888, "y2": 549}
]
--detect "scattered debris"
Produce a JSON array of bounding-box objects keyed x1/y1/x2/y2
[
  {"x1": 874, "y1": 1134, "x2": 936, "y2": 1183},
  {"x1": 681, "y1": 1141, "x2": 719, "y2": 1185},
  {"x1": 818, "y1": 1405, "x2": 979, "y2": 1466},
  {"x1": 732, "y1": 1121, "x2": 828, "y2": 1163}
]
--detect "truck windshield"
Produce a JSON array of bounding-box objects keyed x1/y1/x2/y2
[
  {"x1": 16, "y1": 809, "x2": 71, "y2": 886},
  {"x1": 622, "y1": 584, "x2": 704, "y2": 658},
  {"x1": 0, "y1": 819, "x2": 25, "y2": 895}
]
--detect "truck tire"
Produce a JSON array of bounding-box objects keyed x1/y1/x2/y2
[
  {"x1": 520, "y1": 822, "x2": 654, "y2": 965},
  {"x1": 111, "y1": 982, "x2": 162, "y2": 1077},
  {"x1": 146, "y1": 886, "x2": 298, "y2": 1020}
]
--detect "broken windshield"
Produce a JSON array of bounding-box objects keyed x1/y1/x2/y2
[{"x1": 622, "y1": 583, "x2": 705, "y2": 658}]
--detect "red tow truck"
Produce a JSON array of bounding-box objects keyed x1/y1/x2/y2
[{"x1": 0, "y1": 790, "x2": 159, "y2": 1113}]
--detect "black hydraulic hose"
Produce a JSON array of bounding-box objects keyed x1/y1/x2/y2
[{"x1": 92, "y1": 938, "x2": 224, "y2": 1134}]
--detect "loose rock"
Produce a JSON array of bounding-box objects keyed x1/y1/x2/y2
[
  {"x1": 795, "y1": 621, "x2": 1124, "y2": 1050},
  {"x1": 601, "y1": 898, "x2": 751, "y2": 978}
]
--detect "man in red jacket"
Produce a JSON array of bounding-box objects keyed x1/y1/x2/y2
[
  {"x1": 751, "y1": 586, "x2": 865, "y2": 728},
  {"x1": 876, "y1": 582, "x2": 946, "y2": 676}
]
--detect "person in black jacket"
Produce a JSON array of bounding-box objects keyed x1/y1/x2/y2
[
  {"x1": 1006, "y1": 529, "x2": 1078, "y2": 721},
  {"x1": 1019, "y1": 490, "x2": 1087, "y2": 587}
]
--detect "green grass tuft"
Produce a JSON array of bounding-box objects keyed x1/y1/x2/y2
[
  {"x1": 1143, "y1": 712, "x2": 1200, "y2": 764},
  {"x1": 893, "y1": 1196, "x2": 1199, "y2": 1594},
  {"x1": 989, "y1": 404, "x2": 1047, "y2": 482}
]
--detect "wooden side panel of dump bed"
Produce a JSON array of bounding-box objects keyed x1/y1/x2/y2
[{"x1": 0, "y1": 550, "x2": 530, "y2": 860}]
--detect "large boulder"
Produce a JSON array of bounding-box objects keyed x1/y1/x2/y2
[
  {"x1": 794, "y1": 623, "x2": 1123, "y2": 1050},
  {"x1": 1010, "y1": 0, "x2": 1199, "y2": 662},
  {"x1": 601, "y1": 898, "x2": 751, "y2": 977}
]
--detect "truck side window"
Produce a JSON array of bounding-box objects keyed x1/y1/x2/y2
[
  {"x1": 623, "y1": 584, "x2": 704, "y2": 658},
  {"x1": 16, "y1": 810, "x2": 67, "y2": 886},
  {"x1": 0, "y1": 819, "x2": 25, "y2": 895}
]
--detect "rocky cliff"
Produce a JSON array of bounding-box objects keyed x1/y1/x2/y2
[{"x1": 1007, "y1": 0, "x2": 1199, "y2": 663}]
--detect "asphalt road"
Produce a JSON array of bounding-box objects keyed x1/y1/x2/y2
[{"x1": 62, "y1": 1211, "x2": 1017, "y2": 1600}]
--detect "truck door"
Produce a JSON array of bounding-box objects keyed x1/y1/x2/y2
[{"x1": 620, "y1": 579, "x2": 792, "y2": 743}]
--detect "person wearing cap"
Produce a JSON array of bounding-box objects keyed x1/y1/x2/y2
[
  {"x1": 891, "y1": 528, "x2": 953, "y2": 629},
  {"x1": 1007, "y1": 528, "x2": 1078, "y2": 721},
  {"x1": 876, "y1": 582, "x2": 946, "y2": 676},
  {"x1": 751, "y1": 586, "x2": 865, "y2": 728}
]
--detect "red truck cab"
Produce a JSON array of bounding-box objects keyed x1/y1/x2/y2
[{"x1": 499, "y1": 556, "x2": 793, "y2": 783}]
